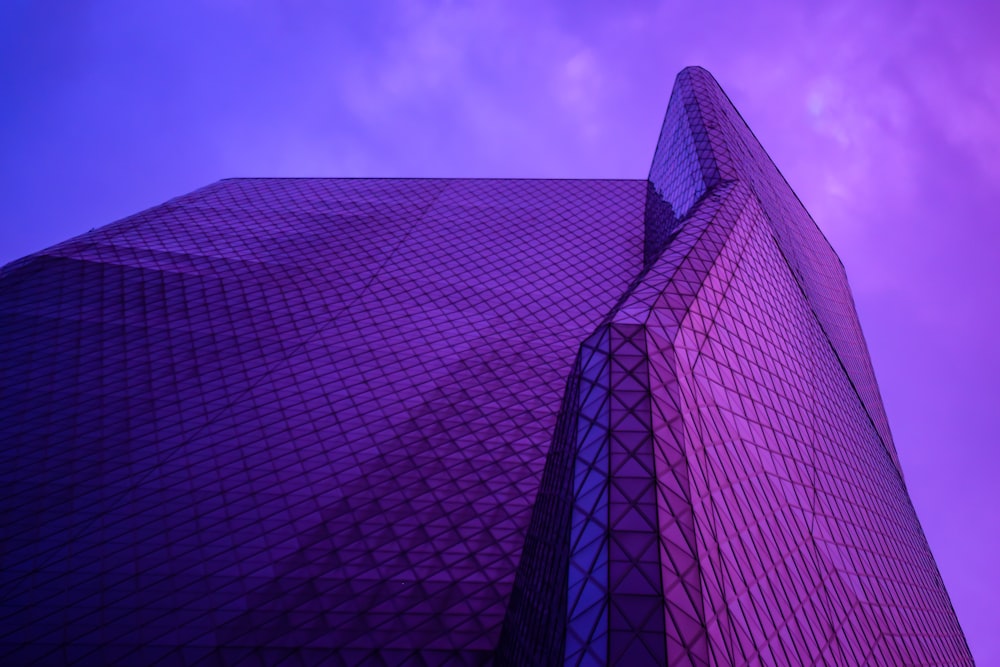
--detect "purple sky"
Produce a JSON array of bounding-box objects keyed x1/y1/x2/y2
[{"x1": 2, "y1": 1, "x2": 997, "y2": 661}]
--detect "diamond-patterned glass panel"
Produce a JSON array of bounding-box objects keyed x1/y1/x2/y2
[
  {"x1": 1, "y1": 178, "x2": 645, "y2": 665},
  {"x1": 500, "y1": 68, "x2": 971, "y2": 666}
]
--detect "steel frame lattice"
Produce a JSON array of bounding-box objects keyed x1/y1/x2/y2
[{"x1": 0, "y1": 68, "x2": 973, "y2": 665}]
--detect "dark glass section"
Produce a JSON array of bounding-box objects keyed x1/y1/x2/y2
[
  {"x1": 642, "y1": 182, "x2": 678, "y2": 268},
  {"x1": 0, "y1": 178, "x2": 646, "y2": 665}
]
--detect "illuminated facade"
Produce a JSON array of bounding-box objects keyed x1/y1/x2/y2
[{"x1": 0, "y1": 68, "x2": 972, "y2": 665}]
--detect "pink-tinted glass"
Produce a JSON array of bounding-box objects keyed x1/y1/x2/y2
[{"x1": 499, "y1": 68, "x2": 971, "y2": 666}]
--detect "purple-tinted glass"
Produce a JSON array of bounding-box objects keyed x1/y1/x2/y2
[
  {"x1": 499, "y1": 68, "x2": 971, "y2": 666},
  {"x1": 0, "y1": 68, "x2": 972, "y2": 666}
]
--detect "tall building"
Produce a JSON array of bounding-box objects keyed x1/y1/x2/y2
[{"x1": 0, "y1": 67, "x2": 971, "y2": 665}]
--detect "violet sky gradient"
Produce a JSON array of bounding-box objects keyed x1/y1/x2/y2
[{"x1": 2, "y1": 1, "x2": 997, "y2": 662}]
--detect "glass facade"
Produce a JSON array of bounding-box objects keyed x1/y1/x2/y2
[{"x1": 0, "y1": 68, "x2": 972, "y2": 665}]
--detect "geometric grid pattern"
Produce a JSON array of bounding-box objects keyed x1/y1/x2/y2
[
  {"x1": 0, "y1": 178, "x2": 645, "y2": 665},
  {"x1": 498, "y1": 68, "x2": 972, "y2": 665},
  {"x1": 0, "y1": 68, "x2": 973, "y2": 665}
]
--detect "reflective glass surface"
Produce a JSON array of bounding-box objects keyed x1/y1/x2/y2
[{"x1": 0, "y1": 68, "x2": 972, "y2": 666}]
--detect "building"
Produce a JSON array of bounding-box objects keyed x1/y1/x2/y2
[{"x1": 0, "y1": 67, "x2": 972, "y2": 665}]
